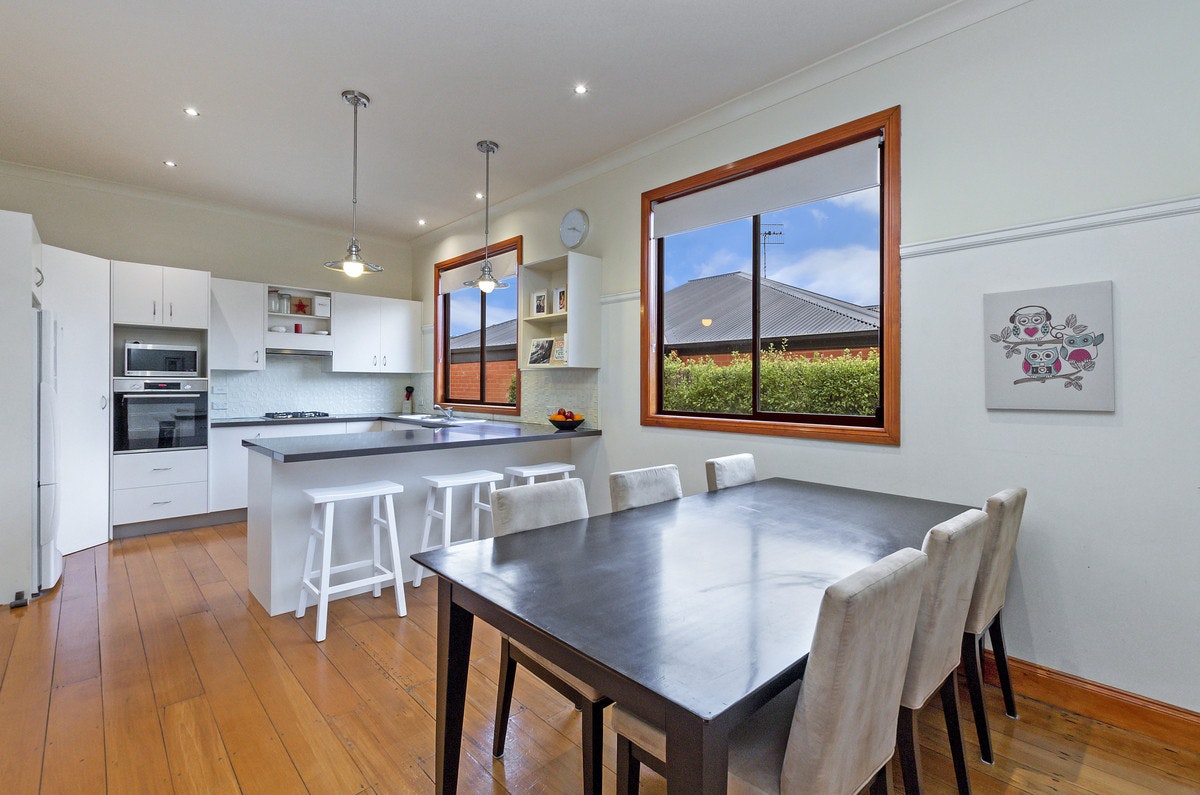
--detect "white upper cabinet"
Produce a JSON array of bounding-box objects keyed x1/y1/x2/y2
[
  {"x1": 332, "y1": 293, "x2": 420, "y2": 373},
  {"x1": 210, "y1": 278, "x2": 265, "y2": 371},
  {"x1": 112, "y1": 260, "x2": 209, "y2": 328}
]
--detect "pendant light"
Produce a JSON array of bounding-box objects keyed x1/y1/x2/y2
[
  {"x1": 324, "y1": 90, "x2": 382, "y2": 277},
  {"x1": 464, "y1": 140, "x2": 508, "y2": 293}
]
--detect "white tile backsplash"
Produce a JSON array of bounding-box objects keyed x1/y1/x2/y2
[{"x1": 210, "y1": 355, "x2": 417, "y2": 418}]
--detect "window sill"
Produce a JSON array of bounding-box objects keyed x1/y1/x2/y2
[{"x1": 640, "y1": 411, "x2": 899, "y2": 445}]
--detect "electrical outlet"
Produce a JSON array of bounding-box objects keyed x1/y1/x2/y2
[
  {"x1": 211, "y1": 400, "x2": 228, "y2": 410},
  {"x1": 212, "y1": 386, "x2": 228, "y2": 395}
]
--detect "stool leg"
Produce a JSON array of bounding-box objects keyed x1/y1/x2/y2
[
  {"x1": 383, "y1": 493, "x2": 407, "y2": 617},
  {"x1": 371, "y1": 495, "x2": 383, "y2": 598},
  {"x1": 507, "y1": 474, "x2": 518, "y2": 487},
  {"x1": 470, "y1": 483, "x2": 482, "y2": 541},
  {"x1": 441, "y1": 485, "x2": 454, "y2": 549},
  {"x1": 556, "y1": 471, "x2": 570, "y2": 481},
  {"x1": 414, "y1": 486, "x2": 436, "y2": 587},
  {"x1": 296, "y1": 503, "x2": 321, "y2": 618},
  {"x1": 315, "y1": 502, "x2": 336, "y2": 642}
]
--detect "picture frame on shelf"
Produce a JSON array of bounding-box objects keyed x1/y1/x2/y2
[
  {"x1": 531, "y1": 290, "x2": 548, "y2": 317},
  {"x1": 553, "y1": 285, "x2": 567, "y2": 313},
  {"x1": 528, "y1": 337, "x2": 555, "y2": 365},
  {"x1": 550, "y1": 334, "x2": 567, "y2": 365}
]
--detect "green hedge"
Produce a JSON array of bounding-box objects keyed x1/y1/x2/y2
[{"x1": 662, "y1": 346, "x2": 880, "y2": 416}]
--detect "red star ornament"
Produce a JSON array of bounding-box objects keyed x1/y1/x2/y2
[{"x1": 293, "y1": 297, "x2": 309, "y2": 315}]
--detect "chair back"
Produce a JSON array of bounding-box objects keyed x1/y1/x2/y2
[
  {"x1": 900, "y1": 509, "x2": 989, "y2": 708},
  {"x1": 609, "y1": 464, "x2": 682, "y2": 512},
  {"x1": 491, "y1": 478, "x2": 588, "y2": 536},
  {"x1": 781, "y1": 548, "x2": 928, "y2": 795},
  {"x1": 964, "y1": 487, "x2": 1027, "y2": 635},
  {"x1": 705, "y1": 453, "x2": 757, "y2": 492}
]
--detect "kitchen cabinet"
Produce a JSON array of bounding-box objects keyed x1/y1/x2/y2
[
  {"x1": 112, "y1": 260, "x2": 210, "y2": 328},
  {"x1": 209, "y1": 422, "x2": 350, "y2": 512},
  {"x1": 331, "y1": 293, "x2": 420, "y2": 373},
  {"x1": 210, "y1": 278, "x2": 265, "y2": 370},
  {"x1": 265, "y1": 284, "x2": 332, "y2": 352},
  {"x1": 111, "y1": 449, "x2": 208, "y2": 525},
  {"x1": 40, "y1": 245, "x2": 112, "y2": 553},
  {"x1": 518, "y1": 252, "x2": 601, "y2": 369}
]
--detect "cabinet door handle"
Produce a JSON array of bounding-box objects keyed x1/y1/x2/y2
[
  {"x1": 373, "y1": 355, "x2": 378, "y2": 366},
  {"x1": 152, "y1": 467, "x2": 174, "y2": 471},
  {"x1": 153, "y1": 300, "x2": 158, "y2": 317},
  {"x1": 152, "y1": 500, "x2": 173, "y2": 505},
  {"x1": 254, "y1": 350, "x2": 260, "y2": 363},
  {"x1": 34, "y1": 267, "x2": 44, "y2": 287},
  {"x1": 382, "y1": 355, "x2": 387, "y2": 366},
  {"x1": 169, "y1": 302, "x2": 174, "y2": 318},
  {"x1": 100, "y1": 395, "x2": 108, "y2": 410}
]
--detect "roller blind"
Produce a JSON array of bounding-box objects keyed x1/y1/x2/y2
[
  {"x1": 651, "y1": 137, "x2": 879, "y2": 239},
  {"x1": 438, "y1": 248, "x2": 519, "y2": 294}
]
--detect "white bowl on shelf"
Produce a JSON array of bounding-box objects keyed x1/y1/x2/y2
[
  {"x1": 313, "y1": 330, "x2": 329, "y2": 335},
  {"x1": 268, "y1": 325, "x2": 288, "y2": 332}
]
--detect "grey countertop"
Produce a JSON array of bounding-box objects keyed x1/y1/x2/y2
[{"x1": 241, "y1": 419, "x2": 601, "y2": 463}]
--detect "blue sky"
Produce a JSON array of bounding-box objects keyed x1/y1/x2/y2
[
  {"x1": 662, "y1": 186, "x2": 880, "y2": 306},
  {"x1": 447, "y1": 273, "x2": 517, "y2": 336}
]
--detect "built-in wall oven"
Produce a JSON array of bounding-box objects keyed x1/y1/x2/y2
[{"x1": 113, "y1": 378, "x2": 208, "y2": 453}]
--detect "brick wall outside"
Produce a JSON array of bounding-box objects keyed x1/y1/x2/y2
[{"x1": 449, "y1": 360, "x2": 517, "y2": 404}]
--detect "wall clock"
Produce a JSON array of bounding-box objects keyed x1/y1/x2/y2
[{"x1": 559, "y1": 208, "x2": 589, "y2": 249}]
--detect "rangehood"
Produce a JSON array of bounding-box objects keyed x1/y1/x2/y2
[{"x1": 265, "y1": 346, "x2": 332, "y2": 357}]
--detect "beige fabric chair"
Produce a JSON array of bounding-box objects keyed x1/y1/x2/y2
[
  {"x1": 961, "y1": 487, "x2": 1027, "y2": 764},
  {"x1": 613, "y1": 547, "x2": 929, "y2": 795},
  {"x1": 705, "y1": 453, "x2": 757, "y2": 492},
  {"x1": 488, "y1": 478, "x2": 608, "y2": 794},
  {"x1": 609, "y1": 464, "x2": 682, "y2": 512},
  {"x1": 897, "y1": 508, "x2": 989, "y2": 795}
]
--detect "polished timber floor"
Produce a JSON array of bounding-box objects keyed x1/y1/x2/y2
[{"x1": 1, "y1": 522, "x2": 1196, "y2": 793}]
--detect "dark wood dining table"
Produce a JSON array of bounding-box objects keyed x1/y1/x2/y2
[{"x1": 412, "y1": 477, "x2": 971, "y2": 793}]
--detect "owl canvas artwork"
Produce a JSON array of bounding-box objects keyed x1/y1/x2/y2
[{"x1": 982, "y1": 281, "x2": 1115, "y2": 411}]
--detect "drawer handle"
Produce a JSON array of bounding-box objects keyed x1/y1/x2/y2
[
  {"x1": 152, "y1": 467, "x2": 174, "y2": 471},
  {"x1": 152, "y1": 500, "x2": 173, "y2": 505}
]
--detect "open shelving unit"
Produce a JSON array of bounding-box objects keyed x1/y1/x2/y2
[
  {"x1": 517, "y1": 252, "x2": 600, "y2": 369},
  {"x1": 266, "y1": 285, "x2": 333, "y2": 352}
]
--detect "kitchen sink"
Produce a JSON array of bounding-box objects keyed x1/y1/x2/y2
[{"x1": 391, "y1": 415, "x2": 488, "y2": 428}]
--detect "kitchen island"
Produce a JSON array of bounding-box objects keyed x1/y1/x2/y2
[{"x1": 244, "y1": 420, "x2": 601, "y2": 616}]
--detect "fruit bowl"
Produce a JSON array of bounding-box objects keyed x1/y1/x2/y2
[{"x1": 549, "y1": 417, "x2": 584, "y2": 431}]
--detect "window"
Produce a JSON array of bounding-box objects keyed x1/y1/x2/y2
[
  {"x1": 641, "y1": 107, "x2": 900, "y2": 444},
  {"x1": 435, "y1": 236, "x2": 522, "y2": 413}
]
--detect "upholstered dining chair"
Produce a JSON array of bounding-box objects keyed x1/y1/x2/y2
[
  {"x1": 488, "y1": 478, "x2": 609, "y2": 794},
  {"x1": 612, "y1": 547, "x2": 929, "y2": 795},
  {"x1": 705, "y1": 453, "x2": 757, "y2": 492},
  {"x1": 961, "y1": 487, "x2": 1027, "y2": 764},
  {"x1": 609, "y1": 464, "x2": 682, "y2": 512},
  {"x1": 897, "y1": 508, "x2": 989, "y2": 795}
]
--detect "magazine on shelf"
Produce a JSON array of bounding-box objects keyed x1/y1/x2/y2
[{"x1": 550, "y1": 333, "x2": 567, "y2": 365}]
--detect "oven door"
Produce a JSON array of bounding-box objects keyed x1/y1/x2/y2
[{"x1": 114, "y1": 391, "x2": 208, "y2": 452}]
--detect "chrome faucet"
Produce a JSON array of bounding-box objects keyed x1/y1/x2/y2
[{"x1": 432, "y1": 404, "x2": 454, "y2": 420}]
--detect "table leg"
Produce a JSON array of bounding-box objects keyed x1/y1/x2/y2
[
  {"x1": 665, "y1": 711, "x2": 728, "y2": 794},
  {"x1": 435, "y1": 577, "x2": 474, "y2": 793}
]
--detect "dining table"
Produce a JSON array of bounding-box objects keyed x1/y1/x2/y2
[{"x1": 412, "y1": 477, "x2": 972, "y2": 793}]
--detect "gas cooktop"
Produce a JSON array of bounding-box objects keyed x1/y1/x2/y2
[{"x1": 263, "y1": 411, "x2": 330, "y2": 419}]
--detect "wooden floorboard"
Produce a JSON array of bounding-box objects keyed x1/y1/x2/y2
[{"x1": 0, "y1": 520, "x2": 1195, "y2": 793}]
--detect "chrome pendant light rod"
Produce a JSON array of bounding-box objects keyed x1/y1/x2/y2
[
  {"x1": 465, "y1": 140, "x2": 508, "y2": 292},
  {"x1": 325, "y1": 89, "x2": 382, "y2": 276}
]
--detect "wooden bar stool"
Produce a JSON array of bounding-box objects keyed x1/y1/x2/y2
[
  {"x1": 413, "y1": 469, "x2": 505, "y2": 587},
  {"x1": 297, "y1": 480, "x2": 407, "y2": 643},
  {"x1": 503, "y1": 461, "x2": 576, "y2": 487}
]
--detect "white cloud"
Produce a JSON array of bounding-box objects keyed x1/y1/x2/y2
[
  {"x1": 809, "y1": 207, "x2": 828, "y2": 224},
  {"x1": 827, "y1": 186, "x2": 879, "y2": 216},
  {"x1": 665, "y1": 247, "x2": 750, "y2": 289},
  {"x1": 768, "y1": 244, "x2": 880, "y2": 306}
]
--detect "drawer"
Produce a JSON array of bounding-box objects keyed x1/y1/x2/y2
[
  {"x1": 114, "y1": 449, "x2": 208, "y2": 489},
  {"x1": 112, "y1": 481, "x2": 209, "y2": 525}
]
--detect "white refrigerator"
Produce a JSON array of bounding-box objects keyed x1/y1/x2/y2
[{"x1": 34, "y1": 308, "x2": 63, "y2": 593}]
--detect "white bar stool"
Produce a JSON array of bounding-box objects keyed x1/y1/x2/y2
[
  {"x1": 504, "y1": 461, "x2": 576, "y2": 487},
  {"x1": 297, "y1": 480, "x2": 407, "y2": 642},
  {"x1": 413, "y1": 469, "x2": 505, "y2": 587}
]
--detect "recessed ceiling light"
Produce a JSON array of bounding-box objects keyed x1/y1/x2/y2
[
  {"x1": 574, "y1": 84, "x2": 588, "y2": 95},
  {"x1": 163, "y1": 160, "x2": 178, "y2": 167},
  {"x1": 418, "y1": 219, "x2": 426, "y2": 226},
  {"x1": 475, "y1": 191, "x2": 484, "y2": 200},
  {"x1": 183, "y1": 107, "x2": 200, "y2": 117}
]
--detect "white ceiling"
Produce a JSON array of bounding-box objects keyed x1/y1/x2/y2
[{"x1": 0, "y1": 0, "x2": 961, "y2": 242}]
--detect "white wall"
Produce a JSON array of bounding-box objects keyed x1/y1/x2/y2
[
  {"x1": 411, "y1": 0, "x2": 1200, "y2": 711},
  {"x1": 0, "y1": 162, "x2": 415, "y2": 299},
  {"x1": 0, "y1": 210, "x2": 38, "y2": 602}
]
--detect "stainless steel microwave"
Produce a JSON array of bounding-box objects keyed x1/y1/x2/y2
[{"x1": 124, "y1": 342, "x2": 200, "y2": 378}]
